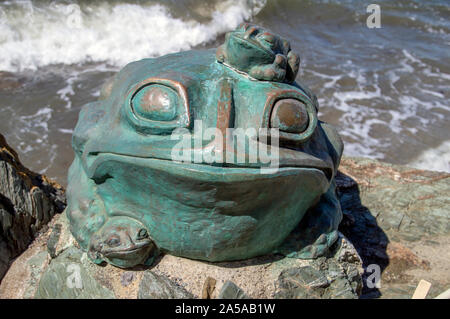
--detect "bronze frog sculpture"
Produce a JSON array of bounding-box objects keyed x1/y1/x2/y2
[{"x1": 66, "y1": 24, "x2": 344, "y2": 268}]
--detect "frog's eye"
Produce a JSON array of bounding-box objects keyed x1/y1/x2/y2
[
  {"x1": 270, "y1": 99, "x2": 309, "y2": 133},
  {"x1": 126, "y1": 78, "x2": 190, "y2": 135},
  {"x1": 132, "y1": 85, "x2": 177, "y2": 121},
  {"x1": 136, "y1": 228, "x2": 148, "y2": 240},
  {"x1": 106, "y1": 235, "x2": 121, "y2": 247},
  {"x1": 263, "y1": 91, "x2": 318, "y2": 144}
]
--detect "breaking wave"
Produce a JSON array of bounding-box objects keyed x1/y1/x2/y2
[{"x1": 0, "y1": 0, "x2": 266, "y2": 72}]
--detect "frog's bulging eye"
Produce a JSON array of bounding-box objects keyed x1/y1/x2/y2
[
  {"x1": 136, "y1": 228, "x2": 148, "y2": 240},
  {"x1": 132, "y1": 85, "x2": 178, "y2": 121},
  {"x1": 270, "y1": 99, "x2": 309, "y2": 133},
  {"x1": 262, "y1": 90, "x2": 318, "y2": 144},
  {"x1": 126, "y1": 78, "x2": 191, "y2": 135}
]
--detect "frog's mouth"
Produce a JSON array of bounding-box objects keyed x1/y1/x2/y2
[
  {"x1": 102, "y1": 244, "x2": 151, "y2": 258},
  {"x1": 84, "y1": 151, "x2": 334, "y2": 185}
]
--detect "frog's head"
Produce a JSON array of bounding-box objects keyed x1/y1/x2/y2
[
  {"x1": 88, "y1": 216, "x2": 156, "y2": 268},
  {"x1": 216, "y1": 23, "x2": 300, "y2": 83}
]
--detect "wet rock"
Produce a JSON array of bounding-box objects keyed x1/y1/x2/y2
[
  {"x1": 0, "y1": 133, "x2": 66, "y2": 281},
  {"x1": 217, "y1": 281, "x2": 249, "y2": 299},
  {"x1": 138, "y1": 271, "x2": 194, "y2": 299}
]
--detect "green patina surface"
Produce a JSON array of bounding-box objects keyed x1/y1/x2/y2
[{"x1": 66, "y1": 24, "x2": 344, "y2": 268}]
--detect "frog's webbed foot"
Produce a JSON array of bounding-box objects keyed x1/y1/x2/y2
[{"x1": 278, "y1": 180, "x2": 342, "y2": 259}]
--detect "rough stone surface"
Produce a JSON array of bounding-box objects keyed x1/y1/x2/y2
[
  {"x1": 35, "y1": 247, "x2": 115, "y2": 299},
  {"x1": 337, "y1": 157, "x2": 450, "y2": 298},
  {"x1": 218, "y1": 281, "x2": 249, "y2": 299},
  {"x1": 0, "y1": 133, "x2": 66, "y2": 281},
  {"x1": 138, "y1": 271, "x2": 194, "y2": 299}
]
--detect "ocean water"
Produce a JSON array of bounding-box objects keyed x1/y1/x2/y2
[{"x1": 0, "y1": 0, "x2": 449, "y2": 185}]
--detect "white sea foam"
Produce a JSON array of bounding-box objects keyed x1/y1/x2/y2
[
  {"x1": 409, "y1": 141, "x2": 450, "y2": 173},
  {"x1": 0, "y1": 0, "x2": 266, "y2": 72}
]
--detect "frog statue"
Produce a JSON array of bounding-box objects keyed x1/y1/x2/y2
[{"x1": 66, "y1": 23, "x2": 344, "y2": 268}]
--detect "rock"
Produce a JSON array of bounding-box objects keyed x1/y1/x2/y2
[
  {"x1": 202, "y1": 276, "x2": 216, "y2": 299},
  {"x1": 275, "y1": 266, "x2": 328, "y2": 299},
  {"x1": 337, "y1": 157, "x2": 450, "y2": 298},
  {"x1": 120, "y1": 272, "x2": 135, "y2": 287},
  {"x1": 47, "y1": 223, "x2": 62, "y2": 258},
  {"x1": 138, "y1": 271, "x2": 194, "y2": 299},
  {"x1": 338, "y1": 157, "x2": 450, "y2": 242},
  {"x1": 0, "y1": 133, "x2": 66, "y2": 281},
  {"x1": 274, "y1": 238, "x2": 363, "y2": 299},
  {"x1": 218, "y1": 281, "x2": 249, "y2": 299},
  {"x1": 35, "y1": 247, "x2": 115, "y2": 299}
]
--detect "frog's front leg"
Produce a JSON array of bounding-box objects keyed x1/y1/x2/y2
[
  {"x1": 278, "y1": 179, "x2": 342, "y2": 259},
  {"x1": 66, "y1": 157, "x2": 107, "y2": 251}
]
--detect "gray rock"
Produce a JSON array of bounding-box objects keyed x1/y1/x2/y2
[
  {"x1": 337, "y1": 157, "x2": 450, "y2": 298},
  {"x1": 218, "y1": 281, "x2": 250, "y2": 299},
  {"x1": 47, "y1": 223, "x2": 62, "y2": 258},
  {"x1": 274, "y1": 261, "x2": 360, "y2": 299},
  {"x1": 0, "y1": 134, "x2": 66, "y2": 280},
  {"x1": 138, "y1": 271, "x2": 194, "y2": 299},
  {"x1": 35, "y1": 247, "x2": 114, "y2": 299},
  {"x1": 120, "y1": 272, "x2": 135, "y2": 287}
]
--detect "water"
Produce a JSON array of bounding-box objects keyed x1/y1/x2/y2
[{"x1": 0, "y1": 0, "x2": 449, "y2": 185}]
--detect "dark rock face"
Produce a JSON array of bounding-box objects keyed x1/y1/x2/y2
[{"x1": 0, "y1": 134, "x2": 66, "y2": 281}]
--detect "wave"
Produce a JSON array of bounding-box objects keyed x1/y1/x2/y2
[
  {"x1": 0, "y1": 0, "x2": 266, "y2": 72},
  {"x1": 409, "y1": 141, "x2": 450, "y2": 173}
]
